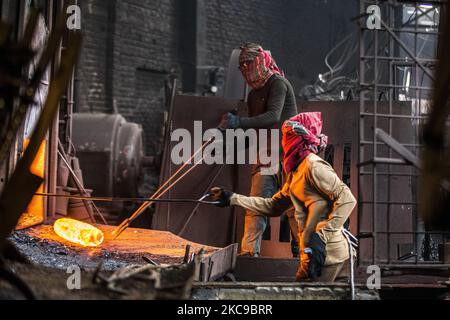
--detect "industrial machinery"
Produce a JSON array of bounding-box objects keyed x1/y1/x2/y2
[{"x1": 71, "y1": 113, "x2": 147, "y2": 214}]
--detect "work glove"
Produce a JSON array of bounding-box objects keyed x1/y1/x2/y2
[
  {"x1": 296, "y1": 232, "x2": 327, "y2": 281},
  {"x1": 218, "y1": 112, "x2": 241, "y2": 130},
  {"x1": 210, "y1": 187, "x2": 233, "y2": 207}
]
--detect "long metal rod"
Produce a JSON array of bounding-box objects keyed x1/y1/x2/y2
[
  {"x1": 136, "y1": 157, "x2": 207, "y2": 211},
  {"x1": 343, "y1": 230, "x2": 356, "y2": 300},
  {"x1": 361, "y1": 55, "x2": 438, "y2": 61},
  {"x1": 34, "y1": 192, "x2": 219, "y2": 204},
  {"x1": 132, "y1": 138, "x2": 213, "y2": 214},
  {"x1": 177, "y1": 164, "x2": 225, "y2": 236},
  {"x1": 360, "y1": 200, "x2": 419, "y2": 205},
  {"x1": 161, "y1": 78, "x2": 177, "y2": 230},
  {"x1": 360, "y1": 231, "x2": 449, "y2": 235},
  {"x1": 361, "y1": 141, "x2": 426, "y2": 146},
  {"x1": 360, "y1": 113, "x2": 432, "y2": 119},
  {"x1": 379, "y1": 18, "x2": 435, "y2": 81},
  {"x1": 47, "y1": 0, "x2": 65, "y2": 224},
  {"x1": 112, "y1": 138, "x2": 215, "y2": 239},
  {"x1": 372, "y1": 0, "x2": 379, "y2": 265},
  {"x1": 57, "y1": 148, "x2": 95, "y2": 223},
  {"x1": 362, "y1": 0, "x2": 447, "y2": 6},
  {"x1": 112, "y1": 157, "x2": 206, "y2": 239},
  {"x1": 413, "y1": 2, "x2": 421, "y2": 265},
  {"x1": 360, "y1": 27, "x2": 440, "y2": 35},
  {"x1": 57, "y1": 144, "x2": 108, "y2": 225},
  {"x1": 358, "y1": 0, "x2": 366, "y2": 267},
  {"x1": 360, "y1": 171, "x2": 420, "y2": 176},
  {"x1": 385, "y1": 5, "x2": 397, "y2": 265},
  {"x1": 360, "y1": 83, "x2": 434, "y2": 90}
]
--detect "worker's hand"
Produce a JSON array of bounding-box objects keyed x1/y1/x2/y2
[
  {"x1": 296, "y1": 232, "x2": 327, "y2": 281},
  {"x1": 210, "y1": 187, "x2": 233, "y2": 207},
  {"x1": 307, "y1": 232, "x2": 327, "y2": 278},
  {"x1": 218, "y1": 112, "x2": 241, "y2": 130}
]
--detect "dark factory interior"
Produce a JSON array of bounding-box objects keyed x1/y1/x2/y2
[{"x1": 0, "y1": 0, "x2": 449, "y2": 302}]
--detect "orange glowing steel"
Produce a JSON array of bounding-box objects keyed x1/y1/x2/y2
[{"x1": 53, "y1": 218, "x2": 104, "y2": 247}]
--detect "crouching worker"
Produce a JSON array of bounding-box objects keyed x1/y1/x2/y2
[{"x1": 211, "y1": 112, "x2": 357, "y2": 282}]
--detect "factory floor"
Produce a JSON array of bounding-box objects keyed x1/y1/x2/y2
[
  {"x1": 10, "y1": 224, "x2": 219, "y2": 270},
  {"x1": 0, "y1": 261, "x2": 375, "y2": 300},
  {"x1": 1, "y1": 260, "x2": 448, "y2": 300},
  {"x1": 1, "y1": 225, "x2": 448, "y2": 300}
]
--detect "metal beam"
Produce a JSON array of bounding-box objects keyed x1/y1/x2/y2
[
  {"x1": 378, "y1": 18, "x2": 435, "y2": 81},
  {"x1": 375, "y1": 128, "x2": 421, "y2": 168}
]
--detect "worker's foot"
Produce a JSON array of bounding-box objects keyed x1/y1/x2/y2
[{"x1": 238, "y1": 252, "x2": 259, "y2": 258}]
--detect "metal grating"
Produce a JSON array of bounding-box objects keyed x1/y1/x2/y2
[{"x1": 358, "y1": 0, "x2": 449, "y2": 266}]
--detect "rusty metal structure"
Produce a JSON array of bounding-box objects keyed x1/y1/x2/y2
[
  {"x1": 0, "y1": 0, "x2": 83, "y2": 299},
  {"x1": 358, "y1": 0, "x2": 450, "y2": 266},
  {"x1": 0, "y1": 1, "x2": 239, "y2": 291},
  {"x1": 0, "y1": 0, "x2": 80, "y2": 227},
  {"x1": 71, "y1": 113, "x2": 146, "y2": 215}
]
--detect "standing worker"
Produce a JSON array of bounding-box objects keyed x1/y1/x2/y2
[
  {"x1": 212, "y1": 112, "x2": 357, "y2": 281},
  {"x1": 219, "y1": 42, "x2": 298, "y2": 257}
]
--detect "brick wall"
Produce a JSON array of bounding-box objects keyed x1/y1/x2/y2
[
  {"x1": 112, "y1": 0, "x2": 178, "y2": 155},
  {"x1": 76, "y1": 0, "x2": 112, "y2": 113},
  {"x1": 204, "y1": 0, "x2": 284, "y2": 67},
  {"x1": 77, "y1": 0, "x2": 179, "y2": 155},
  {"x1": 76, "y1": 0, "x2": 356, "y2": 155}
]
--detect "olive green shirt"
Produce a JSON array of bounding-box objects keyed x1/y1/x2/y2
[
  {"x1": 240, "y1": 74, "x2": 297, "y2": 129},
  {"x1": 238, "y1": 74, "x2": 297, "y2": 174}
]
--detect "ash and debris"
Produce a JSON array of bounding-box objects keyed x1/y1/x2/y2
[
  {"x1": 2, "y1": 228, "x2": 201, "y2": 300},
  {"x1": 0, "y1": 261, "x2": 164, "y2": 300},
  {"x1": 10, "y1": 230, "x2": 183, "y2": 272}
]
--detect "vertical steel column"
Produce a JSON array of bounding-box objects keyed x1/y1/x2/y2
[
  {"x1": 372, "y1": 0, "x2": 379, "y2": 265},
  {"x1": 414, "y1": 1, "x2": 420, "y2": 264},
  {"x1": 387, "y1": 2, "x2": 394, "y2": 264},
  {"x1": 46, "y1": 0, "x2": 62, "y2": 222},
  {"x1": 43, "y1": 0, "x2": 53, "y2": 223},
  {"x1": 358, "y1": 0, "x2": 366, "y2": 266}
]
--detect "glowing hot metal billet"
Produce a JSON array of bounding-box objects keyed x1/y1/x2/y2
[{"x1": 53, "y1": 218, "x2": 104, "y2": 247}]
